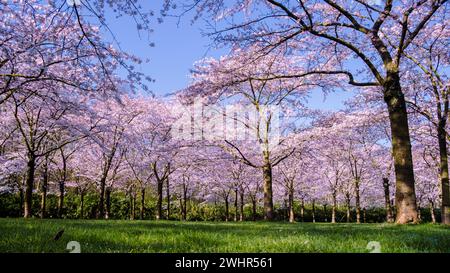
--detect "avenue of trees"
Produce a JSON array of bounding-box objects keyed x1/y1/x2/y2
[{"x1": 0, "y1": 0, "x2": 449, "y2": 224}]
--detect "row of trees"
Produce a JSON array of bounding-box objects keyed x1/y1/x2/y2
[{"x1": 0, "y1": 1, "x2": 449, "y2": 225}]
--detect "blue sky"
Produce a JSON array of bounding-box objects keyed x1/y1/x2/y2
[{"x1": 101, "y1": 1, "x2": 353, "y2": 111}]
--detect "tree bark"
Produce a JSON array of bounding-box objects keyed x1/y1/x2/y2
[
  {"x1": 300, "y1": 199, "x2": 305, "y2": 222},
  {"x1": 331, "y1": 193, "x2": 337, "y2": 224},
  {"x1": 239, "y1": 188, "x2": 244, "y2": 221},
  {"x1": 57, "y1": 181, "x2": 65, "y2": 218},
  {"x1": 224, "y1": 196, "x2": 229, "y2": 222},
  {"x1": 105, "y1": 187, "x2": 111, "y2": 219},
  {"x1": 312, "y1": 199, "x2": 316, "y2": 223},
  {"x1": 140, "y1": 187, "x2": 145, "y2": 220},
  {"x1": 80, "y1": 191, "x2": 85, "y2": 219},
  {"x1": 288, "y1": 188, "x2": 295, "y2": 223},
  {"x1": 355, "y1": 178, "x2": 361, "y2": 224},
  {"x1": 39, "y1": 160, "x2": 48, "y2": 219},
  {"x1": 24, "y1": 154, "x2": 36, "y2": 218},
  {"x1": 383, "y1": 72, "x2": 418, "y2": 224},
  {"x1": 234, "y1": 188, "x2": 238, "y2": 222},
  {"x1": 182, "y1": 184, "x2": 187, "y2": 220},
  {"x1": 262, "y1": 153, "x2": 274, "y2": 220},
  {"x1": 156, "y1": 179, "x2": 163, "y2": 220},
  {"x1": 437, "y1": 124, "x2": 450, "y2": 224},
  {"x1": 345, "y1": 193, "x2": 351, "y2": 223},
  {"x1": 383, "y1": 177, "x2": 394, "y2": 223},
  {"x1": 166, "y1": 178, "x2": 171, "y2": 220},
  {"x1": 323, "y1": 204, "x2": 327, "y2": 222},
  {"x1": 429, "y1": 199, "x2": 436, "y2": 224},
  {"x1": 57, "y1": 151, "x2": 67, "y2": 218},
  {"x1": 97, "y1": 175, "x2": 107, "y2": 219},
  {"x1": 251, "y1": 198, "x2": 257, "y2": 221}
]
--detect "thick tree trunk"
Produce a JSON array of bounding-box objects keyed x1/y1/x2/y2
[
  {"x1": 24, "y1": 154, "x2": 36, "y2": 218},
  {"x1": 140, "y1": 187, "x2": 145, "y2": 220},
  {"x1": 437, "y1": 125, "x2": 450, "y2": 225},
  {"x1": 156, "y1": 179, "x2": 163, "y2": 220},
  {"x1": 262, "y1": 155, "x2": 274, "y2": 220},
  {"x1": 288, "y1": 189, "x2": 295, "y2": 223},
  {"x1": 105, "y1": 187, "x2": 111, "y2": 219},
  {"x1": 39, "y1": 161, "x2": 48, "y2": 219},
  {"x1": 355, "y1": 178, "x2": 361, "y2": 224},
  {"x1": 383, "y1": 178, "x2": 394, "y2": 223},
  {"x1": 383, "y1": 73, "x2": 418, "y2": 224}
]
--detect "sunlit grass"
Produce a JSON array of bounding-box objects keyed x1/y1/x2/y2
[{"x1": 0, "y1": 218, "x2": 448, "y2": 253}]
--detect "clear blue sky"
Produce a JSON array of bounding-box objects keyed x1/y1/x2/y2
[{"x1": 101, "y1": 0, "x2": 353, "y2": 111}]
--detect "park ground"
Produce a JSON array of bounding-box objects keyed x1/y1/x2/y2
[{"x1": 0, "y1": 219, "x2": 449, "y2": 253}]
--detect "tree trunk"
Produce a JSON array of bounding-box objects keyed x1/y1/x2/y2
[
  {"x1": 132, "y1": 190, "x2": 136, "y2": 220},
  {"x1": 19, "y1": 187, "x2": 24, "y2": 213},
  {"x1": 166, "y1": 178, "x2": 171, "y2": 219},
  {"x1": 224, "y1": 196, "x2": 229, "y2": 222},
  {"x1": 383, "y1": 177, "x2": 394, "y2": 223},
  {"x1": 24, "y1": 154, "x2": 36, "y2": 218},
  {"x1": 58, "y1": 181, "x2": 65, "y2": 218},
  {"x1": 288, "y1": 189, "x2": 295, "y2": 223},
  {"x1": 383, "y1": 73, "x2": 418, "y2": 224},
  {"x1": 80, "y1": 191, "x2": 85, "y2": 219},
  {"x1": 40, "y1": 161, "x2": 48, "y2": 219},
  {"x1": 140, "y1": 187, "x2": 145, "y2": 220},
  {"x1": 437, "y1": 124, "x2": 450, "y2": 225},
  {"x1": 57, "y1": 152, "x2": 67, "y2": 218},
  {"x1": 262, "y1": 156, "x2": 274, "y2": 220},
  {"x1": 312, "y1": 199, "x2": 316, "y2": 223},
  {"x1": 331, "y1": 193, "x2": 337, "y2": 224},
  {"x1": 105, "y1": 187, "x2": 111, "y2": 219},
  {"x1": 323, "y1": 204, "x2": 327, "y2": 222},
  {"x1": 345, "y1": 193, "x2": 351, "y2": 223},
  {"x1": 182, "y1": 184, "x2": 187, "y2": 220},
  {"x1": 156, "y1": 179, "x2": 163, "y2": 220},
  {"x1": 429, "y1": 199, "x2": 436, "y2": 224},
  {"x1": 417, "y1": 206, "x2": 422, "y2": 221},
  {"x1": 239, "y1": 189, "x2": 244, "y2": 221},
  {"x1": 363, "y1": 208, "x2": 367, "y2": 223},
  {"x1": 355, "y1": 178, "x2": 361, "y2": 224},
  {"x1": 251, "y1": 198, "x2": 257, "y2": 221},
  {"x1": 234, "y1": 188, "x2": 238, "y2": 222},
  {"x1": 300, "y1": 199, "x2": 304, "y2": 222},
  {"x1": 97, "y1": 175, "x2": 107, "y2": 219}
]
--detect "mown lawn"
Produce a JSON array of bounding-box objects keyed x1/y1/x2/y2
[{"x1": 0, "y1": 218, "x2": 448, "y2": 253}]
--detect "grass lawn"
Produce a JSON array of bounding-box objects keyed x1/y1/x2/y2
[{"x1": 0, "y1": 218, "x2": 449, "y2": 253}]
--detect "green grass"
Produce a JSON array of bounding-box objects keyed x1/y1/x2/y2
[{"x1": 0, "y1": 218, "x2": 449, "y2": 253}]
